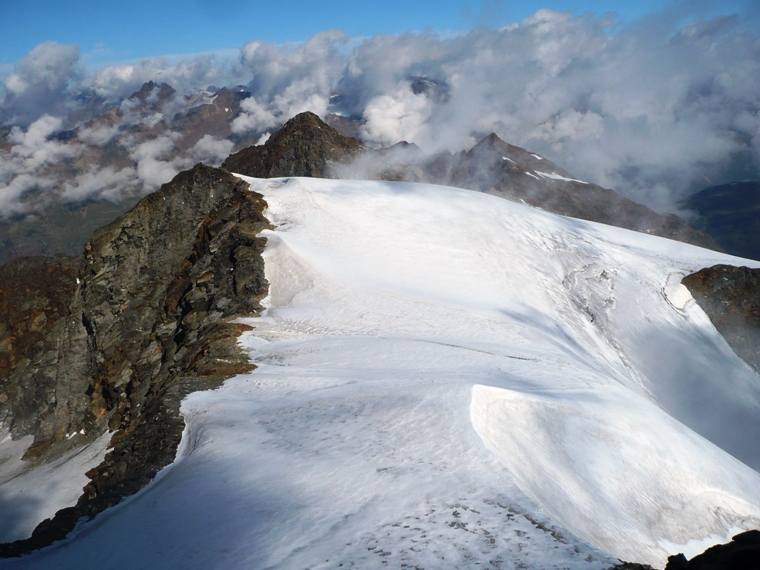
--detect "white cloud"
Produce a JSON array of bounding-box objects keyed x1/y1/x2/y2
[
  {"x1": 191, "y1": 134, "x2": 234, "y2": 166},
  {"x1": 76, "y1": 124, "x2": 120, "y2": 146},
  {"x1": 1, "y1": 42, "x2": 82, "y2": 125},
  {"x1": 62, "y1": 166, "x2": 137, "y2": 203},
  {"x1": 0, "y1": 115, "x2": 84, "y2": 216},
  {"x1": 231, "y1": 30, "x2": 345, "y2": 135},
  {"x1": 360, "y1": 86, "x2": 432, "y2": 147},
  {"x1": 127, "y1": 132, "x2": 190, "y2": 190}
]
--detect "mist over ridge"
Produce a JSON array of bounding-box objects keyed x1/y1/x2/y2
[{"x1": 1, "y1": 6, "x2": 759, "y2": 219}]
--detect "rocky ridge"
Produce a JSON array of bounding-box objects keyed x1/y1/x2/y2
[{"x1": 0, "y1": 164, "x2": 270, "y2": 556}]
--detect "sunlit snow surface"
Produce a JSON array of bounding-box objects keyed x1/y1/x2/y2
[{"x1": 4, "y1": 177, "x2": 760, "y2": 569}]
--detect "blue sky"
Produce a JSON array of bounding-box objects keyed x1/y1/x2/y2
[{"x1": 0, "y1": 0, "x2": 754, "y2": 67}]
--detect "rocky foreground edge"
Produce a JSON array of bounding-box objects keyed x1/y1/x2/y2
[{"x1": 0, "y1": 164, "x2": 270, "y2": 556}]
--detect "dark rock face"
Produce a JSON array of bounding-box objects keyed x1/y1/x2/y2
[
  {"x1": 222, "y1": 111, "x2": 367, "y2": 178},
  {"x1": 686, "y1": 181, "x2": 760, "y2": 261},
  {"x1": 664, "y1": 529, "x2": 760, "y2": 570},
  {"x1": 0, "y1": 255, "x2": 81, "y2": 430},
  {"x1": 0, "y1": 164, "x2": 270, "y2": 556},
  {"x1": 682, "y1": 265, "x2": 760, "y2": 372}
]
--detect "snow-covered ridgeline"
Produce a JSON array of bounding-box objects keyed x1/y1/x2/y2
[
  {"x1": 238, "y1": 177, "x2": 760, "y2": 567},
  {"x1": 3, "y1": 176, "x2": 759, "y2": 569}
]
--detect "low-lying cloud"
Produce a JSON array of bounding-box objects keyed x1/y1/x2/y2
[{"x1": 1, "y1": 5, "x2": 758, "y2": 217}]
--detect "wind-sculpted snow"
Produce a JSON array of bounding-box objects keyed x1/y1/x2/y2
[{"x1": 4, "y1": 177, "x2": 759, "y2": 569}]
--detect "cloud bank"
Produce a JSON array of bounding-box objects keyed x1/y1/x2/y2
[{"x1": 1, "y1": 6, "x2": 758, "y2": 216}]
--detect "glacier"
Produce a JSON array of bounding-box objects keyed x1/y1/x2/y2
[{"x1": 2, "y1": 176, "x2": 760, "y2": 569}]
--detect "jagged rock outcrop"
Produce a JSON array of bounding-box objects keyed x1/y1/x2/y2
[
  {"x1": 682, "y1": 265, "x2": 760, "y2": 372},
  {"x1": 222, "y1": 111, "x2": 367, "y2": 177},
  {"x1": 664, "y1": 529, "x2": 760, "y2": 569},
  {"x1": 0, "y1": 163, "x2": 270, "y2": 556}
]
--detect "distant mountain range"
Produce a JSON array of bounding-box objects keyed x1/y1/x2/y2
[{"x1": 1, "y1": 81, "x2": 743, "y2": 265}]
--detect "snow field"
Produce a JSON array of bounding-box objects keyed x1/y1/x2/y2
[
  {"x1": 0, "y1": 431, "x2": 110, "y2": 543},
  {"x1": 2, "y1": 176, "x2": 760, "y2": 569}
]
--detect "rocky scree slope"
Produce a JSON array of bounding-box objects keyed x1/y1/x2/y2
[
  {"x1": 0, "y1": 164, "x2": 270, "y2": 556},
  {"x1": 225, "y1": 113, "x2": 719, "y2": 250}
]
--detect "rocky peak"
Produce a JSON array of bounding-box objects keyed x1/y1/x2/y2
[
  {"x1": 222, "y1": 111, "x2": 367, "y2": 178},
  {"x1": 465, "y1": 132, "x2": 571, "y2": 177},
  {"x1": 448, "y1": 133, "x2": 720, "y2": 250},
  {"x1": 127, "y1": 81, "x2": 177, "y2": 110}
]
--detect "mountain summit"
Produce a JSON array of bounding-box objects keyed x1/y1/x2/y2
[{"x1": 222, "y1": 111, "x2": 367, "y2": 178}]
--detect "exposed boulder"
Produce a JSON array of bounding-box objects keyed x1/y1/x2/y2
[{"x1": 682, "y1": 265, "x2": 760, "y2": 372}]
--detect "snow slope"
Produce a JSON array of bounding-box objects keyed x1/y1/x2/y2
[
  {"x1": 0, "y1": 432, "x2": 110, "y2": 543},
  {"x1": 3, "y1": 177, "x2": 760, "y2": 569}
]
